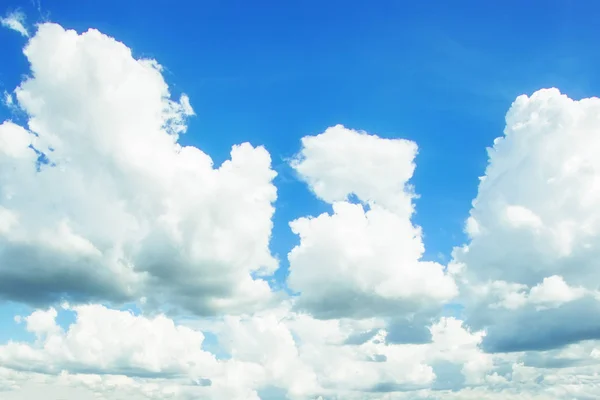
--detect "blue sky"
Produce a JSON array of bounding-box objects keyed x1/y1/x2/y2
[{"x1": 2, "y1": 1, "x2": 600, "y2": 398}]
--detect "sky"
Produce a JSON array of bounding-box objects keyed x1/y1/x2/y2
[{"x1": 1, "y1": 0, "x2": 600, "y2": 399}]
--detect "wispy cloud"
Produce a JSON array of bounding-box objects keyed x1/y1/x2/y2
[
  {"x1": 3, "y1": 91, "x2": 14, "y2": 108},
  {"x1": 1, "y1": 11, "x2": 29, "y2": 37}
]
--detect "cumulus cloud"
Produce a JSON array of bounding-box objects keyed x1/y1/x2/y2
[
  {"x1": 1, "y1": 303, "x2": 499, "y2": 399},
  {"x1": 0, "y1": 305, "x2": 272, "y2": 399},
  {"x1": 288, "y1": 125, "x2": 457, "y2": 318},
  {"x1": 8, "y1": 303, "x2": 600, "y2": 400},
  {"x1": 479, "y1": 275, "x2": 588, "y2": 311},
  {"x1": 217, "y1": 310, "x2": 436, "y2": 396},
  {"x1": 1, "y1": 304, "x2": 218, "y2": 377},
  {"x1": 291, "y1": 124, "x2": 418, "y2": 213},
  {"x1": 0, "y1": 23, "x2": 278, "y2": 314},
  {"x1": 1, "y1": 11, "x2": 29, "y2": 37},
  {"x1": 453, "y1": 88, "x2": 600, "y2": 352}
]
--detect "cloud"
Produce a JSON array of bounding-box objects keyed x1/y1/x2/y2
[
  {"x1": 0, "y1": 304, "x2": 271, "y2": 399},
  {"x1": 3, "y1": 17, "x2": 600, "y2": 400},
  {"x1": 1, "y1": 303, "x2": 497, "y2": 399},
  {"x1": 478, "y1": 275, "x2": 588, "y2": 311},
  {"x1": 1, "y1": 11, "x2": 29, "y2": 37},
  {"x1": 0, "y1": 369, "x2": 262, "y2": 400},
  {"x1": 2, "y1": 91, "x2": 15, "y2": 108},
  {"x1": 481, "y1": 298, "x2": 600, "y2": 353},
  {"x1": 10, "y1": 303, "x2": 600, "y2": 400},
  {"x1": 1, "y1": 304, "x2": 218, "y2": 377},
  {"x1": 527, "y1": 275, "x2": 587, "y2": 309},
  {"x1": 288, "y1": 125, "x2": 457, "y2": 318},
  {"x1": 291, "y1": 124, "x2": 418, "y2": 213},
  {"x1": 452, "y1": 88, "x2": 600, "y2": 352},
  {"x1": 0, "y1": 23, "x2": 278, "y2": 315},
  {"x1": 220, "y1": 310, "x2": 439, "y2": 396}
]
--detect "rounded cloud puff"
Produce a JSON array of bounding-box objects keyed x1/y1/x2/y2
[
  {"x1": 454, "y1": 88, "x2": 600, "y2": 352},
  {"x1": 0, "y1": 24, "x2": 278, "y2": 315},
  {"x1": 288, "y1": 125, "x2": 457, "y2": 318}
]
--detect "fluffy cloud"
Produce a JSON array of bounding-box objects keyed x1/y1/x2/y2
[
  {"x1": 476, "y1": 275, "x2": 588, "y2": 311},
  {"x1": 291, "y1": 124, "x2": 418, "y2": 213},
  {"x1": 0, "y1": 303, "x2": 498, "y2": 399},
  {"x1": 453, "y1": 88, "x2": 600, "y2": 352},
  {"x1": 288, "y1": 125, "x2": 457, "y2": 318},
  {"x1": 0, "y1": 305, "x2": 271, "y2": 399},
  {"x1": 0, "y1": 23, "x2": 278, "y2": 314},
  {"x1": 215, "y1": 301, "x2": 495, "y2": 396},
  {"x1": 7, "y1": 303, "x2": 600, "y2": 400},
  {"x1": 214, "y1": 309, "x2": 433, "y2": 396},
  {"x1": 1, "y1": 304, "x2": 218, "y2": 377}
]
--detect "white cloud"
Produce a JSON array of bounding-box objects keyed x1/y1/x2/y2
[
  {"x1": 459, "y1": 89, "x2": 600, "y2": 286},
  {"x1": 481, "y1": 275, "x2": 587, "y2": 311},
  {"x1": 20, "y1": 307, "x2": 62, "y2": 337},
  {"x1": 0, "y1": 305, "x2": 269, "y2": 399},
  {"x1": 453, "y1": 88, "x2": 600, "y2": 352},
  {"x1": 288, "y1": 125, "x2": 457, "y2": 318},
  {"x1": 7, "y1": 303, "x2": 599, "y2": 400},
  {"x1": 291, "y1": 124, "x2": 418, "y2": 213},
  {"x1": 0, "y1": 303, "x2": 500, "y2": 399},
  {"x1": 210, "y1": 302, "x2": 493, "y2": 396},
  {"x1": 1, "y1": 11, "x2": 29, "y2": 37},
  {"x1": 0, "y1": 304, "x2": 218, "y2": 377},
  {"x1": 179, "y1": 94, "x2": 194, "y2": 116},
  {"x1": 0, "y1": 23, "x2": 278, "y2": 314},
  {"x1": 504, "y1": 205, "x2": 543, "y2": 230},
  {"x1": 528, "y1": 275, "x2": 587, "y2": 308},
  {"x1": 3, "y1": 91, "x2": 14, "y2": 108}
]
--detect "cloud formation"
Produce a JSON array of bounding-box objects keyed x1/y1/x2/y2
[
  {"x1": 2, "y1": 18, "x2": 600, "y2": 400},
  {"x1": 5, "y1": 304, "x2": 600, "y2": 399},
  {"x1": 453, "y1": 88, "x2": 600, "y2": 352},
  {"x1": 288, "y1": 125, "x2": 457, "y2": 318},
  {"x1": 0, "y1": 304, "x2": 497, "y2": 399},
  {"x1": 1, "y1": 11, "x2": 29, "y2": 37},
  {"x1": 0, "y1": 23, "x2": 278, "y2": 315}
]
